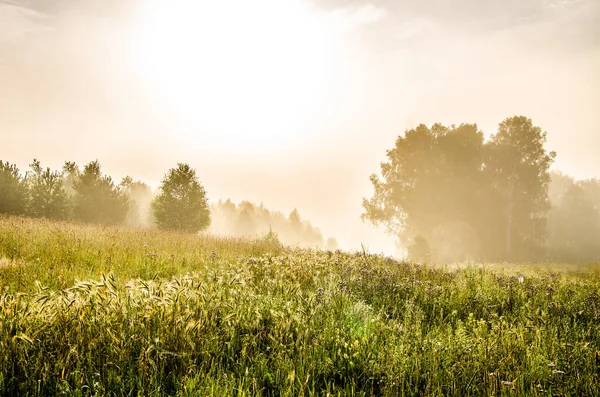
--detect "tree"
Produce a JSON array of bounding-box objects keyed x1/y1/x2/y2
[
  {"x1": 73, "y1": 161, "x2": 130, "y2": 225},
  {"x1": 548, "y1": 176, "x2": 600, "y2": 262},
  {"x1": 548, "y1": 171, "x2": 575, "y2": 204},
  {"x1": 363, "y1": 116, "x2": 555, "y2": 262},
  {"x1": 548, "y1": 183, "x2": 600, "y2": 261},
  {"x1": 284, "y1": 208, "x2": 324, "y2": 248},
  {"x1": 62, "y1": 161, "x2": 80, "y2": 197},
  {"x1": 120, "y1": 176, "x2": 154, "y2": 227},
  {"x1": 484, "y1": 116, "x2": 555, "y2": 259},
  {"x1": 238, "y1": 201, "x2": 257, "y2": 235},
  {"x1": 289, "y1": 208, "x2": 302, "y2": 228},
  {"x1": 580, "y1": 178, "x2": 600, "y2": 212},
  {"x1": 362, "y1": 123, "x2": 488, "y2": 262},
  {"x1": 151, "y1": 163, "x2": 211, "y2": 233},
  {"x1": 208, "y1": 199, "x2": 325, "y2": 248},
  {"x1": 26, "y1": 159, "x2": 69, "y2": 219},
  {"x1": 0, "y1": 161, "x2": 27, "y2": 215}
]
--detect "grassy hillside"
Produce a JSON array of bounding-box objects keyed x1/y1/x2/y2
[{"x1": 0, "y1": 215, "x2": 599, "y2": 396}]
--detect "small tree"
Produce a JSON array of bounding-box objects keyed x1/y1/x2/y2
[
  {"x1": 0, "y1": 161, "x2": 27, "y2": 215},
  {"x1": 152, "y1": 163, "x2": 211, "y2": 233},
  {"x1": 26, "y1": 159, "x2": 69, "y2": 219}
]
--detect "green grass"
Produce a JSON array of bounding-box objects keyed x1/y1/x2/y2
[{"x1": 0, "y1": 215, "x2": 599, "y2": 396}]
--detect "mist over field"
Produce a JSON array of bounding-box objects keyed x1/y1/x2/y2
[
  {"x1": 1, "y1": 0, "x2": 599, "y2": 257},
  {"x1": 2, "y1": 2, "x2": 600, "y2": 395}
]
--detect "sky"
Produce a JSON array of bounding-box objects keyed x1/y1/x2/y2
[{"x1": 1, "y1": 0, "x2": 599, "y2": 254}]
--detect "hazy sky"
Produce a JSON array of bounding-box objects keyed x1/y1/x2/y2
[{"x1": 1, "y1": 0, "x2": 599, "y2": 254}]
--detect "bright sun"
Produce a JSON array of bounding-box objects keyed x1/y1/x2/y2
[{"x1": 130, "y1": 0, "x2": 344, "y2": 153}]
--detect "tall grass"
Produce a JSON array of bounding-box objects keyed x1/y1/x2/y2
[
  {"x1": 0, "y1": 215, "x2": 282, "y2": 293},
  {"x1": 0, "y1": 215, "x2": 599, "y2": 396}
]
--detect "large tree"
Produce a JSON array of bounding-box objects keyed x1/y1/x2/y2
[
  {"x1": 363, "y1": 116, "x2": 555, "y2": 262},
  {"x1": 362, "y1": 123, "x2": 488, "y2": 262},
  {"x1": 0, "y1": 161, "x2": 27, "y2": 215},
  {"x1": 73, "y1": 161, "x2": 130, "y2": 225},
  {"x1": 484, "y1": 116, "x2": 555, "y2": 259},
  {"x1": 26, "y1": 159, "x2": 69, "y2": 219},
  {"x1": 151, "y1": 163, "x2": 211, "y2": 233}
]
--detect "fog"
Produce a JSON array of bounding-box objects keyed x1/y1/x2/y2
[
  {"x1": 208, "y1": 200, "x2": 333, "y2": 250},
  {"x1": 1, "y1": 0, "x2": 599, "y2": 256}
]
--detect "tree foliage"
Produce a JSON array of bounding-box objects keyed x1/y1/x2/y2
[
  {"x1": 363, "y1": 123, "x2": 488, "y2": 262},
  {"x1": 485, "y1": 116, "x2": 556, "y2": 259},
  {"x1": 548, "y1": 173, "x2": 600, "y2": 262},
  {"x1": 73, "y1": 161, "x2": 130, "y2": 225},
  {"x1": 26, "y1": 159, "x2": 69, "y2": 220},
  {"x1": 0, "y1": 161, "x2": 27, "y2": 215},
  {"x1": 151, "y1": 163, "x2": 211, "y2": 233},
  {"x1": 120, "y1": 176, "x2": 154, "y2": 227},
  {"x1": 363, "y1": 116, "x2": 555, "y2": 262},
  {"x1": 62, "y1": 161, "x2": 80, "y2": 198}
]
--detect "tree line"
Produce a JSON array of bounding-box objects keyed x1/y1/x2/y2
[
  {"x1": 363, "y1": 115, "x2": 600, "y2": 263},
  {"x1": 210, "y1": 200, "x2": 338, "y2": 250},
  {"x1": 0, "y1": 160, "x2": 204, "y2": 230},
  {"x1": 0, "y1": 159, "x2": 335, "y2": 248},
  {"x1": 3, "y1": 115, "x2": 597, "y2": 262}
]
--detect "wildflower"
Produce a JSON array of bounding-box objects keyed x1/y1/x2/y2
[{"x1": 536, "y1": 384, "x2": 545, "y2": 392}]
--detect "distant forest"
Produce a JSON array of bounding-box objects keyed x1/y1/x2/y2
[
  {"x1": 0, "y1": 159, "x2": 336, "y2": 250},
  {"x1": 210, "y1": 200, "x2": 336, "y2": 250}
]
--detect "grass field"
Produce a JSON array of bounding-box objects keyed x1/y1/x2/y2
[{"x1": 0, "y1": 215, "x2": 599, "y2": 396}]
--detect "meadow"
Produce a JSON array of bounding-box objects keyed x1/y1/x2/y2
[{"x1": 0, "y1": 215, "x2": 598, "y2": 396}]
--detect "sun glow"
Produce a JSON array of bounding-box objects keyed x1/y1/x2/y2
[{"x1": 130, "y1": 0, "x2": 344, "y2": 153}]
